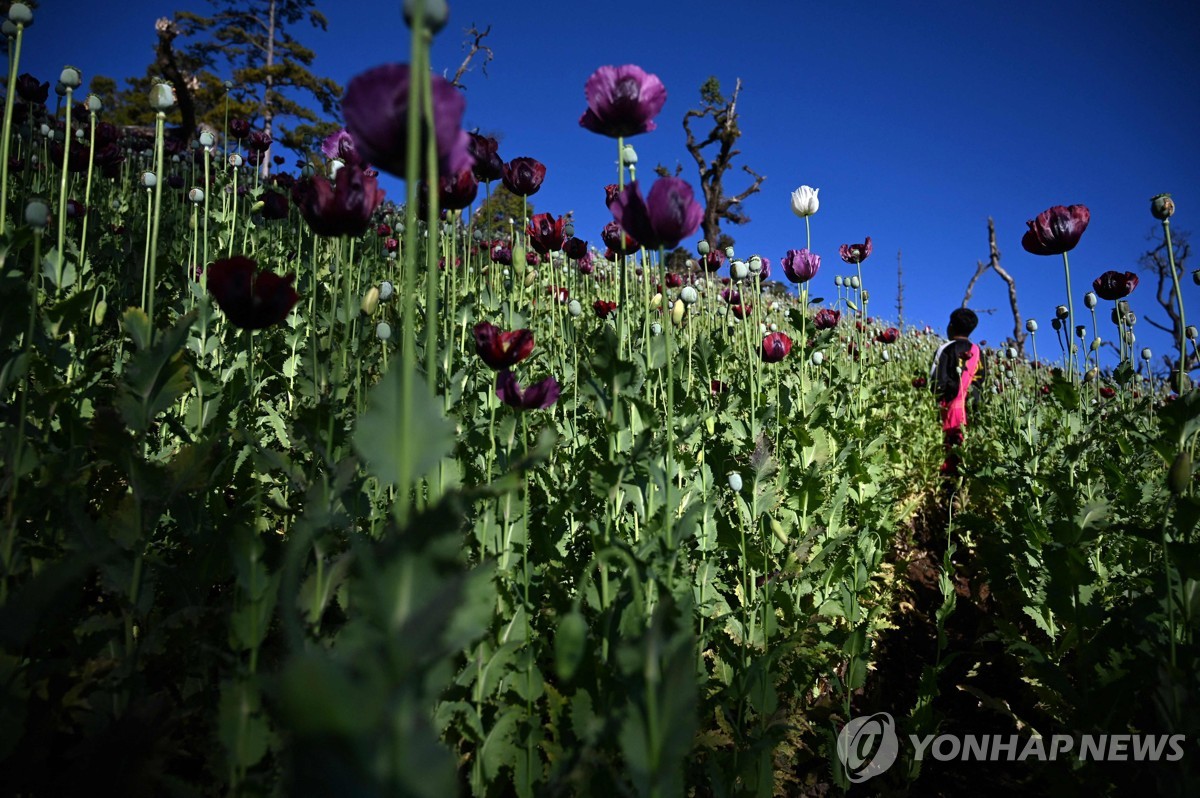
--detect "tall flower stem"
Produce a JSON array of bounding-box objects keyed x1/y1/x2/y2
[
  {"x1": 146, "y1": 111, "x2": 167, "y2": 330},
  {"x1": 1062, "y1": 251, "x2": 1077, "y2": 382},
  {"x1": 0, "y1": 18, "x2": 27, "y2": 236},
  {"x1": 662, "y1": 247, "x2": 675, "y2": 550},
  {"x1": 421, "y1": 62, "x2": 441, "y2": 401},
  {"x1": 54, "y1": 87, "x2": 74, "y2": 295},
  {"x1": 1164, "y1": 219, "x2": 1187, "y2": 392},
  {"x1": 805, "y1": 215, "x2": 811, "y2": 252},
  {"x1": 77, "y1": 109, "x2": 98, "y2": 286}
]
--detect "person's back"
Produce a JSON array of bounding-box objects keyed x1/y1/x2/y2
[{"x1": 929, "y1": 308, "x2": 982, "y2": 475}]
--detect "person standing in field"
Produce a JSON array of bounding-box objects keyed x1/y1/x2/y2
[{"x1": 929, "y1": 308, "x2": 984, "y2": 476}]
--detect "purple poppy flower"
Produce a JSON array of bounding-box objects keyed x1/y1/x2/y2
[
  {"x1": 321, "y1": 128, "x2": 360, "y2": 166},
  {"x1": 467, "y1": 133, "x2": 503, "y2": 182},
  {"x1": 229, "y1": 118, "x2": 251, "y2": 139},
  {"x1": 259, "y1": 189, "x2": 289, "y2": 220},
  {"x1": 496, "y1": 371, "x2": 560, "y2": 411},
  {"x1": 813, "y1": 309, "x2": 841, "y2": 329},
  {"x1": 782, "y1": 249, "x2": 821, "y2": 283},
  {"x1": 608, "y1": 178, "x2": 703, "y2": 251},
  {"x1": 247, "y1": 130, "x2": 272, "y2": 152},
  {"x1": 490, "y1": 241, "x2": 512, "y2": 265},
  {"x1": 578, "y1": 64, "x2": 668, "y2": 139},
  {"x1": 839, "y1": 238, "x2": 873, "y2": 265},
  {"x1": 755, "y1": 256, "x2": 771, "y2": 281},
  {"x1": 437, "y1": 168, "x2": 479, "y2": 211},
  {"x1": 1021, "y1": 204, "x2": 1090, "y2": 256},
  {"x1": 291, "y1": 163, "x2": 385, "y2": 238},
  {"x1": 502, "y1": 157, "x2": 546, "y2": 197},
  {"x1": 1093, "y1": 270, "x2": 1138, "y2": 300},
  {"x1": 343, "y1": 63, "x2": 472, "y2": 180},
  {"x1": 601, "y1": 220, "x2": 638, "y2": 256},
  {"x1": 16, "y1": 74, "x2": 48, "y2": 104},
  {"x1": 761, "y1": 332, "x2": 793, "y2": 363},
  {"x1": 564, "y1": 237, "x2": 588, "y2": 260}
]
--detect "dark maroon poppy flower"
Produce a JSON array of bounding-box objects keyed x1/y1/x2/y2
[
  {"x1": 601, "y1": 220, "x2": 638, "y2": 256},
  {"x1": 291, "y1": 163, "x2": 385, "y2": 237},
  {"x1": 564, "y1": 237, "x2": 588, "y2": 259},
  {"x1": 1021, "y1": 205, "x2": 1090, "y2": 256},
  {"x1": 720, "y1": 288, "x2": 742, "y2": 305},
  {"x1": 473, "y1": 321, "x2": 535, "y2": 370},
  {"x1": 547, "y1": 285, "x2": 569, "y2": 303},
  {"x1": 1092, "y1": 270, "x2": 1138, "y2": 300},
  {"x1": 65, "y1": 199, "x2": 87, "y2": 219},
  {"x1": 604, "y1": 183, "x2": 621, "y2": 207},
  {"x1": 496, "y1": 371, "x2": 560, "y2": 411},
  {"x1": 467, "y1": 133, "x2": 503, "y2": 182},
  {"x1": 731, "y1": 303, "x2": 753, "y2": 320},
  {"x1": 230, "y1": 118, "x2": 251, "y2": 139},
  {"x1": 1100, "y1": 386, "x2": 1116, "y2": 399},
  {"x1": 343, "y1": 63, "x2": 472, "y2": 180},
  {"x1": 578, "y1": 64, "x2": 667, "y2": 138},
  {"x1": 702, "y1": 250, "x2": 725, "y2": 272},
  {"x1": 527, "y1": 212, "x2": 566, "y2": 255},
  {"x1": 710, "y1": 380, "x2": 729, "y2": 395},
  {"x1": 608, "y1": 178, "x2": 703, "y2": 251},
  {"x1": 875, "y1": 327, "x2": 900, "y2": 344},
  {"x1": 813, "y1": 308, "x2": 841, "y2": 329},
  {"x1": 912, "y1": 376, "x2": 928, "y2": 389},
  {"x1": 206, "y1": 255, "x2": 300, "y2": 330},
  {"x1": 761, "y1": 332, "x2": 792, "y2": 362},
  {"x1": 577, "y1": 253, "x2": 595, "y2": 274},
  {"x1": 16, "y1": 74, "x2": 48, "y2": 104},
  {"x1": 502, "y1": 157, "x2": 546, "y2": 197},
  {"x1": 782, "y1": 248, "x2": 821, "y2": 283},
  {"x1": 594, "y1": 299, "x2": 618, "y2": 319},
  {"x1": 260, "y1": 189, "x2": 289, "y2": 220},
  {"x1": 839, "y1": 237, "x2": 873, "y2": 264},
  {"x1": 490, "y1": 241, "x2": 512, "y2": 265},
  {"x1": 526, "y1": 250, "x2": 540, "y2": 266},
  {"x1": 664, "y1": 272, "x2": 683, "y2": 288},
  {"x1": 247, "y1": 130, "x2": 272, "y2": 152},
  {"x1": 438, "y1": 168, "x2": 478, "y2": 210}
]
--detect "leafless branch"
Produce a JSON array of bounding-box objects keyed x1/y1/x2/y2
[{"x1": 450, "y1": 24, "x2": 494, "y2": 89}]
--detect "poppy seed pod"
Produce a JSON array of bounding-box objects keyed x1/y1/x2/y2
[
  {"x1": 1111, "y1": 309, "x2": 1121, "y2": 325},
  {"x1": 188, "y1": 187, "x2": 204, "y2": 204},
  {"x1": 697, "y1": 239, "x2": 710, "y2": 255},
  {"x1": 1051, "y1": 318, "x2": 1062, "y2": 331},
  {"x1": 727, "y1": 472, "x2": 743, "y2": 492},
  {"x1": 379, "y1": 281, "x2": 395, "y2": 301},
  {"x1": 24, "y1": 198, "x2": 50, "y2": 229},
  {"x1": 1083, "y1": 291, "x2": 1097, "y2": 309},
  {"x1": 1007, "y1": 348, "x2": 1017, "y2": 359},
  {"x1": 567, "y1": 299, "x2": 582, "y2": 317},
  {"x1": 1026, "y1": 319, "x2": 1038, "y2": 333},
  {"x1": 563, "y1": 222, "x2": 574, "y2": 238},
  {"x1": 1193, "y1": 269, "x2": 1200, "y2": 287},
  {"x1": 621, "y1": 144, "x2": 637, "y2": 165},
  {"x1": 141, "y1": 172, "x2": 157, "y2": 188},
  {"x1": 730, "y1": 260, "x2": 749, "y2": 281},
  {"x1": 680, "y1": 285, "x2": 698, "y2": 305},
  {"x1": 1055, "y1": 305, "x2": 1069, "y2": 320},
  {"x1": 812, "y1": 351, "x2": 825, "y2": 365},
  {"x1": 861, "y1": 290, "x2": 870, "y2": 301},
  {"x1": 1126, "y1": 313, "x2": 1137, "y2": 326},
  {"x1": 835, "y1": 275, "x2": 844, "y2": 287},
  {"x1": 725, "y1": 246, "x2": 735, "y2": 259},
  {"x1": 849, "y1": 275, "x2": 860, "y2": 289},
  {"x1": 2, "y1": 20, "x2": 14, "y2": 36},
  {"x1": 1142, "y1": 348, "x2": 1153, "y2": 361},
  {"x1": 1188, "y1": 326, "x2": 1198, "y2": 341},
  {"x1": 86, "y1": 93, "x2": 102, "y2": 113},
  {"x1": 402, "y1": 0, "x2": 450, "y2": 33},
  {"x1": 8, "y1": 3, "x2": 33, "y2": 24},
  {"x1": 1151, "y1": 193, "x2": 1175, "y2": 221},
  {"x1": 199, "y1": 130, "x2": 215, "y2": 147},
  {"x1": 376, "y1": 321, "x2": 392, "y2": 341},
  {"x1": 229, "y1": 153, "x2": 242, "y2": 167},
  {"x1": 650, "y1": 322, "x2": 662, "y2": 336},
  {"x1": 1075, "y1": 325, "x2": 1086, "y2": 339},
  {"x1": 149, "y1": 81, "x2": 176, "y2": 110},
  {"x1": 59, "y1": 66, "x2": 82, "y2": 89}
]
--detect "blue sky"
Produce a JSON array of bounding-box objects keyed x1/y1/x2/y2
[{"x1": 20, "y1": 0, "x2": 1200, "y2": 367}]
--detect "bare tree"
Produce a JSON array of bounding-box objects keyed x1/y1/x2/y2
[
  {"x1": 682, "y1": 77, "x2": 765, "y2": 252},
  {"x1": 1139, "y1": 226, "x2": 1195, "y2": 370},
  {"x1": 449, "y1": 24, "x2": 494, "y2": 89},
  {"x1": 962, "y1": 217, "x2": 1026, "y2": 353}
]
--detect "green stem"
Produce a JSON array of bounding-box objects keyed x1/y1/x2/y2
[
  {"x1": 0, "y1": 22, "x2": 25, "y2": 236},
  {"x1": 1164, "y1": 219, "x2": 1187, "y2": 392}
]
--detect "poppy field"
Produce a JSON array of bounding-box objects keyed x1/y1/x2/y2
[{"x1": 2, "y1": 4, "x2": 1199, "y2": 796}]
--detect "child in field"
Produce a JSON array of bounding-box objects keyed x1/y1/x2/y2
[{"x1": 929, "y1": 308, "x2": 983, "y2": 476}]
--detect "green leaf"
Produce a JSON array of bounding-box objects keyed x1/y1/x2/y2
[
  {"x1": 218, "y1": 680, "x2": 271, "y2": 769},
  {"x1": 353, "y1": 366, "x2": 453, "y2": 489},
  {"x1": 554, "y1": 610, "x2": 588, "y2": 682}
]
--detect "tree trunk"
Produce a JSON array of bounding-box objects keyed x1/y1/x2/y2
[{"x1": 261, "y1": 0, "x2": 276, "y2": 178}]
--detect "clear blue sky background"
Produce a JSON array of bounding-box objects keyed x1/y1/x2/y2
[{"x1": 19, "y1": 0, "x2": 1200, "y2": 367}]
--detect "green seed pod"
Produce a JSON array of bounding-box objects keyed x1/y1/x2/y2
[
  {"x1": 1151, "y1": 193, "x2": 1175, "y2": 221},
  {"x1": 621, "y1": 144, "x2": 637, "y2": 165},
  {"x1": 403, "y1": 0, "x2": 450, "y2": 33},
  {"x1": 727, "y1": 472, "x2": 743, "y2": 492},
  {"x1": 697, "y1": 239, "x2": 710, "y2": 255},
  {"x1": 1026, "y1": 319, "x2": 1038, "y2": 333},
  {"x1": 1169, "y1": 451, "x2": 1192, "y2": 495},
  {"x1": 149, "y1": 80, "x2": 176, "y2": 110},
  {"x1": 8, "y1": 3, "x2": 33, "y2": 24},
  {"x1": 59, "y1": 66, "x2": 82, "y2": 89},
  {"x1": 376, "y1": 321, "x2": 392, "y2": 341},
  {"x1": 23, "y1": 198, "x2": 50, "y2": 229},
  {"x1": 1142, "y1": 347, "x2": 1153, "y2": 361},
  {"x1": 86, "y1": 93, "x2": 102, "y2": 113},
  {"x1": 93, "y1": 299, "x2": 107, "y2": 326}
]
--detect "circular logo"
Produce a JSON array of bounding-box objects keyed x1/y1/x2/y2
[{"x1": 837, "y1": 712, "x2": 899, "y2": 783}]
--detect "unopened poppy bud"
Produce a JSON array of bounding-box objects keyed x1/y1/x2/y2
[
  {"x1": 1169, "y1": 451, "x2": 1192, "y2": 495},
  {"x1": 1026, "y1": 319, "x2": 1038, "y2": 333},
  {"x1": 149, "y1": 81, "x2": 176, "y2": 110},
  {"x1": 881, "y1": 349, "x2": 890, "y2": 361},
  {"x1": 567, "y1": 299, "x2": 582, "y2": 317},
  {"x1": 1188, "y1": 326, "x2": 1198, "y2": 341},
  {"x1": 1091, "y1": 338, "x2": 1102, "y2": 351},
  {"x1": 188, "y1": 187, "x2": 204, "y2": 204},
  {"x1": 1075, "y1": 325, "x2": 1086, "y2": 339},
  {"x1": 1051, "y1": 318, "x2": 1062, "y2": 331},
  {"x1": 376, "y1": 321, "x2": 392, "y2": 341},
  {"x1": 361, "y1": 286, "x2": 380, "y2": 315},
  {"x1": 1084, "y1": 366, "x2": 1098, "y2": 382},
  {"x1": 671, "y1": 298, "x2": 686, "y2": 325},
  {"x1": 1151, "y1": 193, "x2": 1175, "y2": 221},
  {"x1": 59, "y1": 66, "x2": 82, "y2": 89},
  {"x1": 621, "y1": 144, "x2": 637, "y2": 165},
  {"x1": 524, "y1": 269, "x2": 538, "y2": 287},
  {"x1": 812, "y1": 351, "x2": 824, "y2": 365},
  {"x1": 697, "y1": 239, "x2": 710, "y2": 255},
  {"x1": 402, "y1": 0, "x2": 450, "y2": 33},
  {"x1": 730, "y1": 260, "x2": 749, "y2": 281},
  {"x1": 650, "y1": 322, "x2": 662, "y2": 336},
  {"x1": 379, "y1": 281, "x2": 394, "y2": 301},
  {"x1": 725, "y1": 246, "x2": 735, "y2": 259},
  {"x1": 249, "y1": 200, "x2": 264, "y2": 213},
  {"x1": 86, "y1": 93, "x2": 102, "y2": 113},
  {"x1": 93, "y1": 299, "x2": 107, "y2": 326},
  {"x1": 1142, "y1": 347, "x2": 1153, "y2": 361},
  {"x1": 861, "y1": 290, "x2": 870, "y2": 301},
  {"x1": 650, "y1": 292, "x2": 662, "y2": 309},
  {"x1": 23, "y1": 198, "x2": 49, "y2": 228},
  {"x1": 8, "y1": 3, "x2": 33, "y2": 24},
  {"x1": 835, "y1": 275, "x2": 844, "y2": 287},
  {"x1": 1083, "y1": 291, "x2": 1097, "y2": 309},
  {"x1": 228, "y1": 153, "x2": 242, "y2": 167},
  {"x1": 1055, "y1": 305, "x2": 1069, "y2": 320},
  {"x1": 727, "y1": 472, "x2": 743, "y2": 492},
  {"x1": 511, "y1": 244, "x2": 526, "y2": 266}
]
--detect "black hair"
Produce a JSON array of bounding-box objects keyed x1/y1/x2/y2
[{"x1": 947, "y1": 307, "x2": 978, "y2": 338}]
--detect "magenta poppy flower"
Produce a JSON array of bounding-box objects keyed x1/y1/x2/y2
[
  {"x1": 496, "y1": 371, "x2": 560, "y2": 411},
  {"x1": 720, "y1": 288, "x2": 742, "y2": 305},
  {"x1": 813, "y1": 309, "x2": 841, "y2": 329},
  {"x1": 343, "y1": 63, "x2": 472, "y2": 180},
  {"x1": 601, "y1": 221, "x2": 639, "y2": 256},
  {"x1": 291, "y1": 162, "x2": 385, "y2": 238},
  {"x1": 839, "y1": 237, "x2": 873, "y2": 265},
  {"x1": 761, "y1": 332, "x2": 793, "y2": 363},
  {"x1": 1092, "y1": 270, "x2": 1138, "y2": 300},
  {"x1": 577, "y1": 253, "x2": 595, "y2": 274},
  {"x1": 594, "y1": 299, "x2": 618, "y2": 319},
  {"x1": 1021, "y1": 205, "x2": 1090, "y2": 256},
  {"x1": 502, "y1": 157, "x2": 546, "y2": 197},
  {"x1": 321, "y1": 128, "x2": 360, "y2": 166},
  {"x1": 527, "y1": 213, "x2": 566, "y2": 255},
  {"x1": 467, "y1": 133, "x2": 503, "y2": 182},
  {"x1": 755, "y1": 256, "x2": 772, "y2": 280},
  {"x1": 578, "y1": 64, "x2": 667, "y2": 139},
  {"x1": 782, "y1": 248, "x2": 821, "y2": 283},
  {"x1": 875, "y1": 328, "x2": 900, "y2": 344},
  {"x1": 473, "y1": 321, "x2": 534, "y2": 370},
  {"x1": 664, "y1": 272, "x2": 683, "y2": 288},
  {"x1": 710, "y1": 380, "x2": 729, "y2": 395},
  {"x1": 207, "y1": 255, "x2": 300, "y2": 330},
  {"x1": 608, "y1": 178, "x2": 703, "y2": 251}
]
